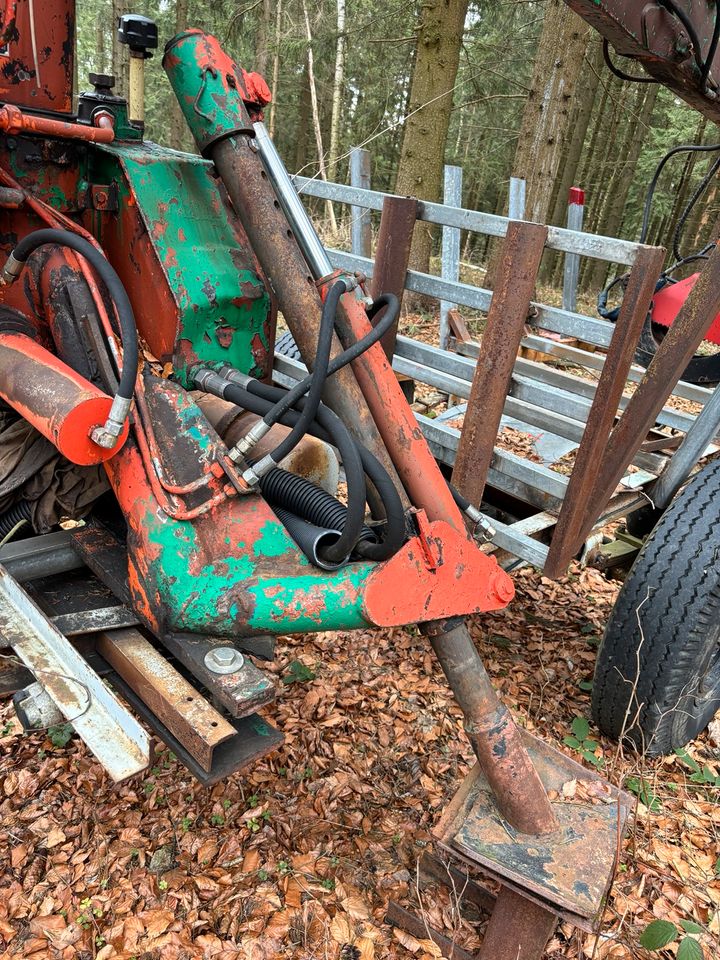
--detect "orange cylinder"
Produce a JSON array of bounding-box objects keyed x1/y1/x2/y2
[{"x1": 0, "y1": 333, "x2": 129, "y2": 465}]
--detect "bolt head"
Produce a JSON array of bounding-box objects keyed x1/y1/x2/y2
[{"x1": 204, "y1": 646, "x2": 244, "y2": 674}]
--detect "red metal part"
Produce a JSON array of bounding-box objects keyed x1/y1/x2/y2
[
  {"x1": 0, "y1": 104, "x2": 115, "y2": 143},
  {"x1": 0, "y1": 331, "x2": 129, "y2": 464},
  {"x1": 363, "y1": 519, "x2": 514, "y2": 625},
  {"x1": 652, "y1": 272, "x2": 720, "y2": 345},
  {"x1": 0, "y1": 0, "x2": 74, "y2": 113},
  {"x1": 452, "y1": 221, "x2": 548, "y2": 505},
  {"x1": 565, "y1": 1, "x2": 720, "y2": 122}
]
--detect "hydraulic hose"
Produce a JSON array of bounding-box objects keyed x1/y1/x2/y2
[
  {"x1": 195, "y1": 370, "x2": 406, "y2": 562},
  {"x1": 240, "y1": 378, "x2": 406, "y2": 560},
  {"x1": 261, "y1": 279, "x2": 348, "y2": 452},
  {"x1": 261, "y1": 470, "x2": 376, "y2": 559},
  {"x1": 211, "y1": 378, "x2": 366, "y2": 564},
  {"x1": 273, "y1": 507, "x2": 347, "y2": 570},
  {"x1": 2, "y1": 228, "x2": 138, "y2": 446},
  {"x1": 0, "y1": 499, "x2": 32, "y2": 545}
]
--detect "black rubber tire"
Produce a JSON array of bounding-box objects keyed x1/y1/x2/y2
[{"x1": 592, "y1": 458, "x2": 720, "y2": 756}]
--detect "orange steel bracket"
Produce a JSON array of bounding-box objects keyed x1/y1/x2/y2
[{"x1": 363, "y1": 520, "x2": 515, "y2": 626}]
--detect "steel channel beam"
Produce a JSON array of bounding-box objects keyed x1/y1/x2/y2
[
  {"x1": 294, "y1": 176, "x2": 642, "y2": 264},
  {"x1": 452, "y1": 222, "x2": 548, "y2": 504},
  {"x1": 97, "y1": 628, "x2": 236, "y2": 773},
  {"x1": 577, "y1": 242, "x2": 720, "y2": 548},
  {"x1": 0, "y1": 564, "x2": 150, "y2": 781},
  {"x1": 650, "y1": 379, "x2": 720, "y2": 509},
  {"x1": 0, "y1": 530, "x2": 84, "y2": 582},
  {"x1": 544, "y1": 246, "x2": 666, "y2": 578},
  {"x1": 371, "y1": 196, "x2": 418, "y2": 359}
]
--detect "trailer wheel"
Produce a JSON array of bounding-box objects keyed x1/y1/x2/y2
[{"x1": 592, "y1": 458, "x2": 720, "y2": 755}]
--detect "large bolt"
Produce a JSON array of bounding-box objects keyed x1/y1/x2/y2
[{"x1": 203, "y1": 646, "x2": 245, "y2": 675}]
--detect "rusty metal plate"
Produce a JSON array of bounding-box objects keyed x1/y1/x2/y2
[
  {"x1": 436, "y1": 731, "x2": 633, "y2": 927},
  {"x1": 452, "y1": 790, "x2": 618, "y2": 919}
]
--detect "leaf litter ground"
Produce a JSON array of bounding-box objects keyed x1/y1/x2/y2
[{"x1": 1, "y1": 561, "x2": 717, "y2": 960}]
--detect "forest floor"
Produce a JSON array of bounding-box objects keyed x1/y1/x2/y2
[{"x1": 0, "y1": 561, "x2": 718, "y2": 960}]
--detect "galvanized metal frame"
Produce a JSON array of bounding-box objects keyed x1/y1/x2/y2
[{"x1": 283, "y1": 174, "x2": 720, "y2": 572}]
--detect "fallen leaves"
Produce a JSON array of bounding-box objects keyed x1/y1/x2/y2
[{"x1": 0, "y1": 561, "x2": 717, "y2": 959}]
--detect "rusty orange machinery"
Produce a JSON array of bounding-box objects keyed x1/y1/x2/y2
[{"x1": 0, "y1": 330, "x2": 128, "y2": 465}]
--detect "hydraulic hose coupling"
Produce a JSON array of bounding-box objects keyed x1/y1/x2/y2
[
  {"x1": 90, "y1": 395, "x2": 132, "y2": 449},
  {"x1": 464, "y1": 502, "x2": 496, "y2": 542},
  {"x1": 0, "y1": 251, "x2": 23, "y2": 285}
]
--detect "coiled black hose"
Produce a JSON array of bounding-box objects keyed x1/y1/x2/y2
[
  {"x1": 221, "y1": 379, "x2": 366, "y2": 564},
  {"x1": 215, "y1": 379, "x2": 405, "y2": 561},
  {"x1": 240, "y1": 379, "x2": 405, "y2": 561},
  {"x1": 8, "y1": 229, "x2": 138, "y2": 403},
  {"x1": 261, "y1": 469, "x2": 376, "y2": 551},
  {"x1": 0, "y1": 500, "x2": 32, "y2": 544}
]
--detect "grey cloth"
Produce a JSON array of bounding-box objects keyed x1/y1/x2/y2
[{"x1": 0, "y1": 403, "x2": 109, "y2": 533}]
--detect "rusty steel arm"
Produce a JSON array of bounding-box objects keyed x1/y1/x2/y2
[{"x1": 565, "y1": 1, "x2": 720, "y2": 121}]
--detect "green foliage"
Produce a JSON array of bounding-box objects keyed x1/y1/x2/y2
[
  {"x1": 626, "y1": 776, "x2": 662, "y2": 812},
  {"x1": 563, "y1": 716, "x2": 604, "y2": 769},
  {"x1": 282, "y1": 659, "x2": 316, "y2": 685},
  {"x1": 48, "y1": 723, "x2": 73, "y2": 748},
  {"x1": 639, "y1": 918, "x2": 705, "y2": 959}
]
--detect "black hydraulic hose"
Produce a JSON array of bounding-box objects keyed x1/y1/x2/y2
[
  {"x1": 213, "y1": 378, "x2": 405, "y2": 561},
  {"x1": 0, "y1": 500, "x2": 32, "y2": 544},
  {"x1": 273, "y1": 507, "x2": 347, "y2": 570},
  {"x1": 701, "y1": 6, "x2": 720, "y2": 88},
  {"x1": 243, "y1": 378, "x2": 405, "y2": 560},
  {"x1": 7, "y1": 229, "x2": 138, "y2": 403},
  {"x1": 672, "y1": 152, "x2": 720, "y2": 261},
  {"x1": 352, "y1": 443, "x2": 406, "y2": 561},
  {"x1": 263, "y1": 279, "x2": 347, "y2": 463},
  {"x1": 639, "y1": 143, "x2": 720, "y2": 244},
  {"x1": 658, "y1": 1, "x2": 704, "y2": 75},
  {"x1": 222, "y1": 379, "x2": 366, "y2": 564}
]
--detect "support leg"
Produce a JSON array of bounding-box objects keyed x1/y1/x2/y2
[{"x1": 477, "y1": 887, "x2": 557, "y2": 960}]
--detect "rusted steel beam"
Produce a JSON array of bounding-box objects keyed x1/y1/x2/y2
[
  {"x1": 97, "y1": 628, "x2": 236, "y2": 773},
  {"x1": 543, "y1": 244, "x2": 665, "y2": 578},
  {"x1": 452, "y1": 221, "x2": 548, "y2": 506},
  {"x1": 477, "y1": 887, "x2": 557, "y2": 960},
  {"x1": 385, "y1": 900, "x2": 475, "y2": 960},
  {"x1": 371, "y1": 195, "x2": 418, "y2": 359},
  {"x1": 424, "y1": 619, "x2": 557, "y2": 836},
  {"x1": 575, "y1": 239, "x2": 720, "y2": 550}
]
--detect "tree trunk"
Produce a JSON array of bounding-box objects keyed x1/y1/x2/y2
[
  {"x1": 268, "y1": 0, "x2": 283, "y2": 138},
  {"x1": 484, "y1": 1, "x2": 590, "y2": 289},
  {"x1": 507, "y1": 2, "x2": 590, "y2": 225},
  {"x1": 255, "y1": 0, "x2": 272, "y2": 76},
  {"x1": 301, "y1": 0, "x2": 338, "y2": 235},
  {"x1": 328, "y1": 0, "x2": 346, "y2": 181},
  {"x1": 586, "y1": 85, "x2": 658, "y2": 292},
  {"x1": 540, "y1": 39, "x2": 603, "y2": 283},
  {"x1": 394, "y1": 0, "x2": 470, "y2": 292},
  {"x1": 111, "y1": 0, "x2": 130, "y2": 99},
  {"x1": 169, "y1": 0, "x2": 189, "y2": 150}
]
